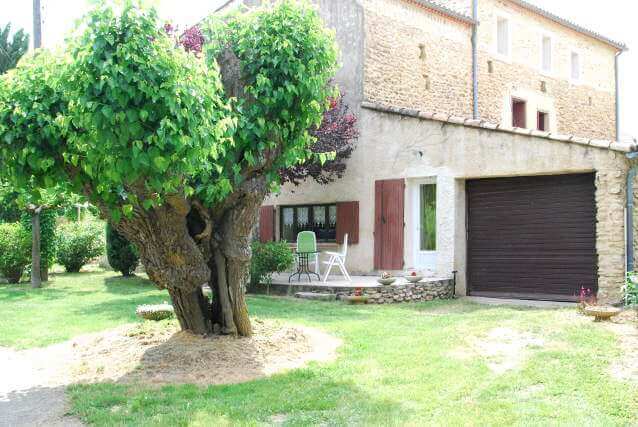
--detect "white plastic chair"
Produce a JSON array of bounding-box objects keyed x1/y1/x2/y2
[{"x1": 322, "y1": 233, "x2": 351, "y2": 282}]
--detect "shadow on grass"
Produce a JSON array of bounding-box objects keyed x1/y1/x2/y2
[
  {"x1": 104, "y1": 275, "x2": 158, "y2": 295},
  {"x1": 69, "y1": 366, "x2": 402, "y2": 425},
  {"x1": 70, "y1": 292, "x2": 169, "y2": 321},
  {"x1": 0, "y1": 283, "x2": 94, "y2": 302}
]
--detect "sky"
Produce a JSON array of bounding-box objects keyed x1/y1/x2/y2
[{"x1": 2, "y1": 0, "x2": 636, "y2": 141}]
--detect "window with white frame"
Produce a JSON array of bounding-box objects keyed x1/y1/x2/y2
[
  {"x1": 541, "y1": 35, "x2": 552, "y2": 72},
  {"x1": 571, "y1": 51, "x2": 581, "y2": 82},
  {"x1": 496, "y1": 17, "x2": 510, "y2": 57}
]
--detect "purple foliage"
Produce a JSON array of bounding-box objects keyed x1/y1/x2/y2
[{"x1": 280, "y1": 93, "x2": 358, "y2": 186}]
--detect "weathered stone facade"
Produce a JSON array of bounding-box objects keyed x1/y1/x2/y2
[
  {"x1": 476, "y1": 0, "x2": 618, "y2": 140},
  {"x1": 362, "y1": 0, "x2": 474, "y2": 117},
  {"x1": 223, "y1": 0, "x2": 634, "y2": 303},
  {"x1": 360, "y1": 0, "x2": 620, "y2": 140}
]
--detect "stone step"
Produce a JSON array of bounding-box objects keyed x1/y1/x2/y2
[{"x1": 294, "y1": 292, "x2": 337, "y2": 301}]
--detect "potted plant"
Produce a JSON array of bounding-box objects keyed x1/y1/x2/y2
[
  {"x1": 405, "y1": 270, "x2": 423, "y2": 283},
  {"x1": 377, "y1": 271, "x2": 396, "y2": 286},
  {"x1": 344, "y1": 287, "x2": 369, "y2": 305}
]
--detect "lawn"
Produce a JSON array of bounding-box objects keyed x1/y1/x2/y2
[
  {"x1": 1, "y1": 272, "x2": 636, "y2": 425},
  {"x1": 0, "y1": 271, "x2": 168, "y2": 348}
]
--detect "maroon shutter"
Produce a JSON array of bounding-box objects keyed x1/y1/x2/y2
[
  {"x1": 259, "y1": 206, "x2": 275, "y2": 243},
  {"x1": 374, "y1": 179, "x2": 405, "y2": 270},
  {"x1": 336, "y1": 201, "x2": 359, "y2": 244}
]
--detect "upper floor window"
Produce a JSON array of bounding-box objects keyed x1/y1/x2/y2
[
  {"x1": 537, "y1": 111, "x2": 549, "y2": 131},
  {"x1": 571, "y1": 51, "x2": 581, "y2": 82},
  {"x1": 497, "y1": 17, "x2": 510, "y2": 57},
  {"x1": 512, "y1": 98, "x2": 526, "y2": 128},
  {"x1": 541, "y1": 35, "x2": 552, "y2": 73}
]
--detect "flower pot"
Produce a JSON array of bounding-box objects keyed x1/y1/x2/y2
[
  {"x1": 377, "y1": 277, "x2": 396, "y2": 286},
  {"x1": 344, "y1": 295, "x2": 369, "y2": 305},
  {"x1": 583, "y1": 305, "x2": 622, "y2": 322}
]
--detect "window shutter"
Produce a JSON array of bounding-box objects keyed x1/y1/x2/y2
[
  {"x1": 336, "y1": 201, "x2": 359, "y2": 244},
  {"x1": 259, "y1": 206, "x2": 275, "y2": 243}
]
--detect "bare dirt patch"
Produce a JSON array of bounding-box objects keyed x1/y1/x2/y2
[
  {"x1": 1, "y1": 319, "x2": 340, "y2": 389},
  {"x1": 451, "y1": 327, "x2": 545, "y2": 374},
  {"x1": 607, "y1": 309, "x2": 638, "y2": 383},
  {"x1": 0, "y1": 319, "x2": 340, "y2": 425}
]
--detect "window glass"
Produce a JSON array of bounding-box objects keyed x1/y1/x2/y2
[
  {"x1": 497, "y1": 17, "x2": 510, "y2": 56},
  {"x1": 542, "y1": 36, "x2": 552, "y2": 72},
  {"x1": 571, "y1": 52, "x2": 581, "y2": 81},
  {"x1": 420, "y1": 184, "x2": 436, "y2": 251},
  {"x1": 281, "y1": 204, "x2": 337, "y2": 243},
  {"x1": 298, "y1": 207, "x2": 309, "y2": 230},
  {"x1": 329, "y1": 205, "x2": 337, "y2": 227},
  {"x1": 313, "y1": 206, "x2": 326, "y2": 227},
  {"x1": 282, "y1": 207, "x2": 295, "y2": 242}
]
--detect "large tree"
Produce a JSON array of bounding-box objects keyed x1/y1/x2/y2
[{"x1": 0, "y1": 1, "x2": 338, "y2": 335}]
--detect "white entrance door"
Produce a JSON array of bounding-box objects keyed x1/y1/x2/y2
[{"x1": 411, "y1": 178, "x2": 437, "y2": 271}]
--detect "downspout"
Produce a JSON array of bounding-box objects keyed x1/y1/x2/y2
[
  {"x1": 626, "y1": 152, "x2": 638, "y2": 274},
  {"x1": 615, "y1": 50, "x2": 623, "y2": 140},
  {"x1": 471, "y1": 0, "x2": 479, "y2": 119}
]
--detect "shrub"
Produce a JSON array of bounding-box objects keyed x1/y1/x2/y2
[
  {"x1": 106, "y1": 223, "x2": 139, "y2": 276},
  {"x1": 57, "y1": 220, "x2": 105, "y2": 272},
  {"x1": 625, "y1": 272, "x2": 638, "y2": 307},
  {"x1": 0, "y1": 222, "x2": 31, "y2": 283},
  {"x1": 136, "y1": 304, "x2": 174, "y2": 321},
  {"x1": 250, "y1": 241, "x2": 295, "y2": 286}
]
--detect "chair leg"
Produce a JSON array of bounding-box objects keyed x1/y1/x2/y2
[
  {"x1": 323, "y1": 257, "x2": 335, "y2": 283},
  {"x1": 338, "y1": 259, "x2": 351, "y2": 282}
]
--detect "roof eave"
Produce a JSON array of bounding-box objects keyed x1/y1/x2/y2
[
  {"x1": 509, "y1": 0, "x2": 627, "y2": 51},
  {"x1": 411, "y1": 0, "x2": 477, "y2": 25}
]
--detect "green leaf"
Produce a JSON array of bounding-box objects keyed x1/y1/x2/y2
[{"x1": 122, "y1": 204, "x2": 133, "y2": 217}]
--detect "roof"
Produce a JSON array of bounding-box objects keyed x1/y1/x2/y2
[
  {"x1": 507, "y1": 0, "x2": 627, "y2": 51},
  {"x1": 415, "y1": 0, "x2": 626, "y2": 51},
  {"x1": 409, "y1": 1, "x2": 477, "y2": 25},
  {"x1": 361, "y1": 101, "x2": 638, "y2": 153}
]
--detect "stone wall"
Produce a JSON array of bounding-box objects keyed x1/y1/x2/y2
[
  {"x1": 476, "y1": 0, "x2": 618, "y2": 140},
  {"x1": 362, "y1": 0, "x2": 474, "y2": 118},
  {"x1": 339, "y1": 279, "x2": 454, "y2": 304}
]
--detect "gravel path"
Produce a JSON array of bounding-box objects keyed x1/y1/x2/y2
[{"x1": 0, "y1": 347, "x2": 84, "y2": 427}]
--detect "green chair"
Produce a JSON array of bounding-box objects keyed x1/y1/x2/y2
[{"x1": 296, "y1": 231, "x2": 320, "y2": 275}]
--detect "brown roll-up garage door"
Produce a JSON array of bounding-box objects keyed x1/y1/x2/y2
[{"x1": 467, "y1": 173, "x2": 597, "y2": 301}]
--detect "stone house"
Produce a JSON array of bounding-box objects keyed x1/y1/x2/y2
[{"x1": 220, "y1": 0, "x2": 636, "y2": 303}]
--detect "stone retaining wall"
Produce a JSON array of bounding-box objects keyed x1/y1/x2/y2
[{"x1": 338, "y1": 279, "x2": 454, "y2": 304}]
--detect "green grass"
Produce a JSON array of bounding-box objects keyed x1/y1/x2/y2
[
  {"x1": 1, "y1": 272, "x2": 636, "y2": 425},
  {"x1": 0, "y1": 271, "x2": 168, "y2": 348}
]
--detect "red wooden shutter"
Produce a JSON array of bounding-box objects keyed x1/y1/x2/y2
[
  {"x1": 259, "y1": 206, "x2": 275, "y2": 243},
  {"x1": 374, "y1": 179, "x2": 405, "y2": 270},
  {"x1": 336, "y1": 201, "x2": 359, "y2": 244}
]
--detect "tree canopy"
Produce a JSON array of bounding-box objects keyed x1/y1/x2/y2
[
  {"x1": 0, "y1": 23, "x2": 29, "y2": 74},
  {"x1": 0, "y1": 0, "x2": 339, "y2": 336}
]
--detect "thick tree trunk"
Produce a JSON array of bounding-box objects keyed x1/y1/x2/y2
[
  {"x1": 168, "y1": 287, "x2": 211, "y2": 334},
  {"x1": 208, "y1": 176, "x2": 269, "y2": 336},
  {"x1": 111, "y1": 196, "x2": 214, "y2": 335}
]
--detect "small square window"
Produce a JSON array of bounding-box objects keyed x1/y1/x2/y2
[
  {"x1": 537, "y1": 111, "x2": 549, "y2": 131},
  {"x1": 497, "y1": 17, "x2": 510, "y2": 57}
]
